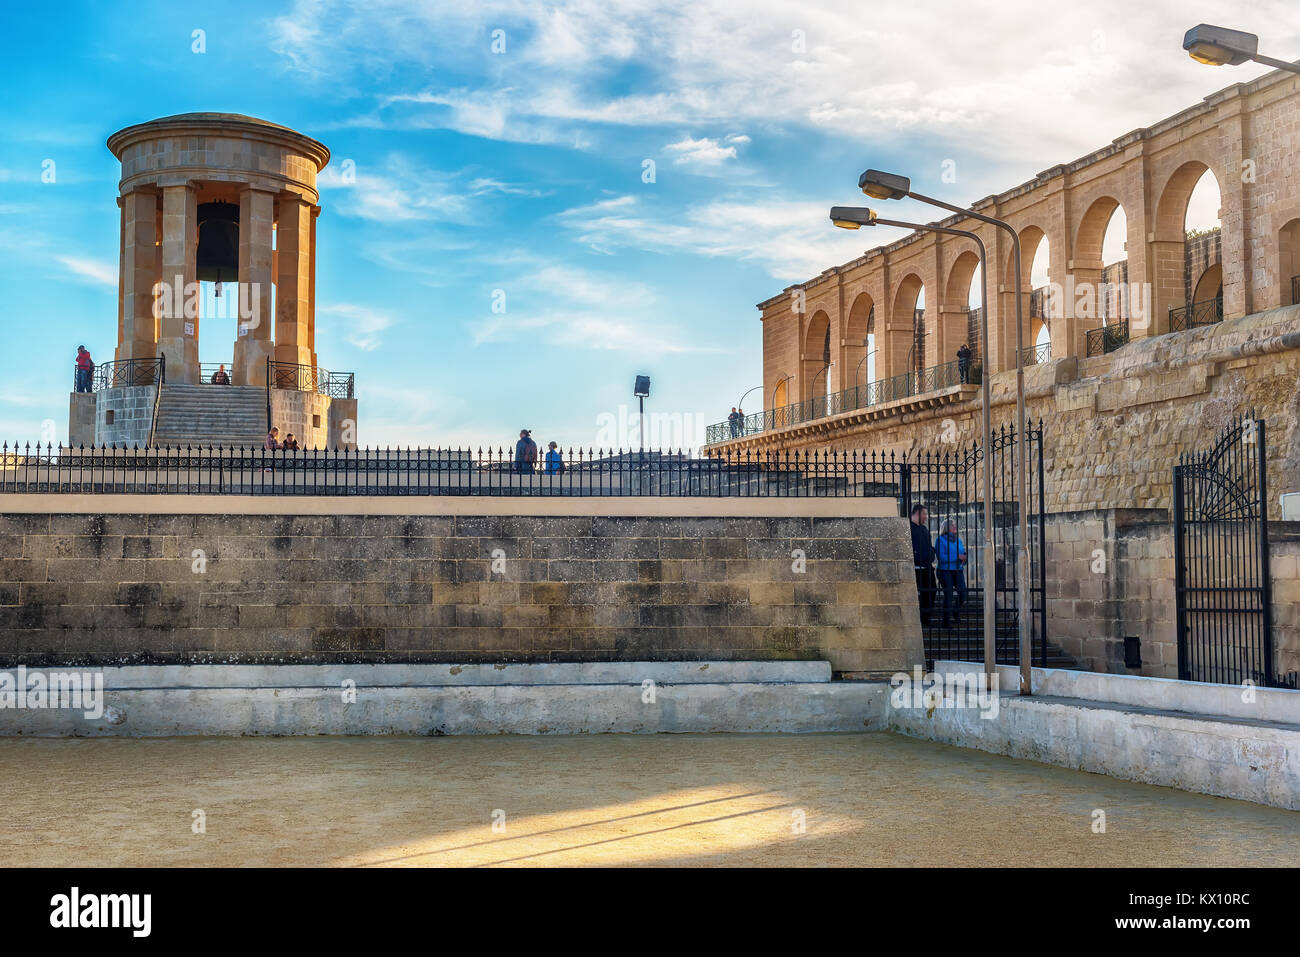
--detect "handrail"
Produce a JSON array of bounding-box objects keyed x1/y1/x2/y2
[
  {"x1": 146, "y1": 355, "x2": 166, "y2": 448},
  {"x1": 1168, "y1": 296, "x2": 1223, "y2": 333},
  {"x1": 1084, "y1": 320, "x2": 1130, "y2": 357},
  {"x1": 708, "y1": 358, "x2": 967, "y2": 444}
]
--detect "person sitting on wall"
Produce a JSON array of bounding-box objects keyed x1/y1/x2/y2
[
  {"x1": 74, "y1": 345, "x2": 94, "y2": 393},
  {"x1": 910, "y1": 504, "x2": 936, "y2": 628},
  {"x1": 263, "y1": 427, "x2": 279, "y2": 473},
  {"x1": 282, "y1": 432, "x2": 300, "y2": 451},
  {"x1": 545, "y1": 441, "x2": 564, "y2": 474},
  {"x1": 210, "y1": 364, "x2": 230, "y2": 385},
  {"x1": 935, "y1": 519, "x2": 969, "y2": 628}
]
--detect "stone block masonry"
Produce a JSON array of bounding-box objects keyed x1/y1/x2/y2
[{"x1": 0, "y1": 499, "x2": 922, "y2": 677}]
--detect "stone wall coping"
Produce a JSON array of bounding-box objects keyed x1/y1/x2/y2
[
  {"x1": 934, "y1": 660, "x2": 1300, "y2": 725},
  {"x1": 0, "y1": 493, "x2": 898, "y2": 519}
]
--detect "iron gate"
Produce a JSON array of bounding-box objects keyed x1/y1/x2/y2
[
  {"x1": 1174, "y1": 413, "x2": 1275, "y2": 686},
  {"x1": 899, "y1": 421, "x2": 1048, "y2": 668}
]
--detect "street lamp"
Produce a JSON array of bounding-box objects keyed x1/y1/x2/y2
[
  {"x1": 736, "y1": 384, "x2": 761, "y2": 438},
  {"x1": 854, "y1": 349, "x2": 877, "y2": 387},
  {"x1": 831, "y1": 204, "x2": 997, "y2": 689},
  {"x1": 855, "y1": 170, "x2": 1034, "y2": 697},
  {"x1": 1182, "y1": 23, "x2": 1300, "y2": 74}
]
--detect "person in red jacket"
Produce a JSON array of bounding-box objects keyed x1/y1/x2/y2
[{"x1": 74, "y1": 346, "x2": 94, "y2": 393}]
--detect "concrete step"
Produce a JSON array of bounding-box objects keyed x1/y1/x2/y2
[
  {"x1": 152, "y1": 383, "x2": 267, "y2": 447},
  {"x1": 0, "y1": 661, "x2": 888, "y2": 735}
]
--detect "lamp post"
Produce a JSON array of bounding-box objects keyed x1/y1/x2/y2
[
  {"x1": 856, "y1": 169, "x2": 1033, "y2": 697},
  {"x1": 855, "y1": 349, "x2": 877, "y2": 386},
  {"x1": 1182, "y1": 23, "x2": 1300, "y2": 74},
  {"x1": 771, "y1": 373, "x2": 793, "y2": 431},
  {"x1": 831, "y1": 205, "x2": 997, "y2": 689},
  {"x1": 736, "y1": 385, "x2": 761, "y2": 438}
]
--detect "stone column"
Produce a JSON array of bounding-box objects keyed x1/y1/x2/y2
[
  {"x1": 119, "y1": 189, "x2": 160, "y2": 363},
  {"x1": 158, "y1": 183, "x2": 200, "y2": 383},
  {"x1": 233, "y1": 185, "x2": 276, "y2": 386},
  {"x1": 309, "y1": 205, "x2": 320, "y2": 371},
  {"x1": 274, "y1": 193, "x2": 314, "y2": 370}
]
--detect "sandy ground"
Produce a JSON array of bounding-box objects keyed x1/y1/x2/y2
[{"x1": 1, "y1": 732, "x2": 1295, "y2": 867}]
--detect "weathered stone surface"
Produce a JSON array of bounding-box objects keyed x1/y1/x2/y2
[{"x1": 0, "y1": 512, "x2": 922, "y2": 676}]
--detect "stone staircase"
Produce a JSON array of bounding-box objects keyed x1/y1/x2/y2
[{"x1": 151, "y1": 384, "x2": 266, "y2": 448}]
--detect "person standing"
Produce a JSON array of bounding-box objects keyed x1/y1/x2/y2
[
  {"x1": 935, "y1": 519, "x2": 969, "y2": 627},
  {"x1": 545, "y1": 441, "x2": 563, "y2": 474},
  {"x1": 910, "y1": 504, "x2": 936, "y2": 628},
  {"x1": 74, "y1": 346, "x2": 94, "y2": 393},
  {"x1": 728, "y1": 407, "x2": 740, "y2": 438},
  {"x1": 956, "y1": 343, "x2": 972, "y2": 384},
  {"x1": 514, "y1": 429, "x2": 538, "y2": 474}
]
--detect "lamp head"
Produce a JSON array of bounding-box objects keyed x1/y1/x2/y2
[
  {"x1": 1183, "y1": 23, "x2": 1258, "y2": 66},
  {"x1": 829, "y1": 206, "x2": 877, "y2": 230},
  {"x1": 858, "y1": 169, "x2": 911, "y2": 201}
]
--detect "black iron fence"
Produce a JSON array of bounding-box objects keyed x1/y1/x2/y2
[
  {"x1": 87, "y1": 356, "x2": 166, "y2": 391},
  {"x1": 2, "y1": 427, "x2": 1049, "y2": 665},
  {"x1": 1020, "y1": 341, "x2": 1051, "y2": 366},
  {"x1": 709, "y1": 359, "x2": 968, "y2": 444},
  {"x1": 1084, "y1": 320, "x2": 1129, "y2": 357},
  {"x1": 1174, "y1": 413, "x2": 1281, "y2": 686},
  {"x1": 1168, "y1": 296, "x2": 1223, "y2": 333},
  {"x1": 268, "y1": 359, "x2": 355, "y2": 399}
]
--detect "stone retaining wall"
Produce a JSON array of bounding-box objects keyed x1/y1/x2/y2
[{"x1": 0, "y1": 508, "x2": 922, "y2": 676}]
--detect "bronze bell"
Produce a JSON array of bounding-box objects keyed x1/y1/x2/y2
[{"x1": 196, "y1": 201, "x2": 240, "y2": 284}]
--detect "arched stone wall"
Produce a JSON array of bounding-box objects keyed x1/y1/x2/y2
[{"x1": 756, "y1": 66, "x2": 1300, "y2": 419}]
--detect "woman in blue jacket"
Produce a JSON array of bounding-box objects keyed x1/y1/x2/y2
[{"x1": 935, "y1": 519, "x2": 968, "y2": 628}]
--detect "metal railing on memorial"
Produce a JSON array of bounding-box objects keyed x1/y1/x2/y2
[
  {"x1": 200, "y1": 362, "x2": 234, "y2": 385},
  {"x1": 268, "y1": 359, "x2": 356, "y2": 399},
  {"x1": 1168, "y1": 296, "x2": 1223, "y2": 333},
  {"x1": 87, "y1": 356, "x2": 166, "y2": 391},
  {"x1": 707, "y1": 359, "x2": 968, "y2": 445}
]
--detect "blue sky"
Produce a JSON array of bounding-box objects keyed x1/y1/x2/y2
[{"x1": 0, "y1": 0, "x2": 1293, "y2": 449}]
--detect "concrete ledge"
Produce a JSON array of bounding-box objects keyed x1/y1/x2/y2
[
  {"x1": 936, "y1": 660, "x2": 1300, "y2": 725},
  {"x1": 0, "y1": 494, "x2": 897, "y2": 517},
  {"x1": 890, "y1": 672, "x2": 1300, "y2": 810},
  {"x1": 0, "y1": 670, "x2": 886, "y2": 736},
  {"x1": 12, "y1": 660, "x2": 833, "y2": 690}
]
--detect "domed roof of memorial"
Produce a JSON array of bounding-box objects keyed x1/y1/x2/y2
[{"x1": 107, "y1": 112, "x2": 329, "y2": 166}]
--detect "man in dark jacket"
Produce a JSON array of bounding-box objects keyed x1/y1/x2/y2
[
  {"x1": 514, "y1": 429, "x2": 538, "y2": 474},
  {"x1": 909, "y1": 503, "x2": 936, "y2": 627},
  {"x1": 956, "y1": 343, "x2": 972, "y2": 384}
]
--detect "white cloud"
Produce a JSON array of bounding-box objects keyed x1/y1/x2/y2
[
  {"x1": 664, "y1": 134, "x2": 747, "y2": 166},
  {"x1": 468, "y1": 263, "x2": 717, "y2": 353},
  {"x1": 58, "y1": 255, "x2": 116, "y2": 286},
  {"x1": 557, "y1": 194, "x2": 903, "y2": 280},
  {"x1": 318, "y1": 155, "x2": 473, "y2": 222},
  {"x1": 319, "y1": 303, "x2": 396, "y2": 351},
  {"x1": 269, "y1": 0, "x2": 1298, "y2": 168}
]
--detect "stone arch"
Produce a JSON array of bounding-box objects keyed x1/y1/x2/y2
[
  {"x1": 843, "y1": 291, "x2": 876, "y2": 389},
  {"x1": 997, "y1": 225, "x2": 1049, "y2": 371},
  {"x1": 1280, "y1": 218, "x2": 1300, "y2": 306},
  {"x1": 1153, "y1": 159, "x2": 1221, "y2": 331},
  {"x1": 802, "y1": 309, "x2": 831, "y2": 402},
  {"x1": 1191, "y1": 262, "x2": 1223, "y2": 303},
  {"x1": 1068, "y1": 195, "x2": 1132, "y2": 355},
  {"x1": 890, "y1": 273, "x2": 926, "y2": 379},
  {"x1": 943, "y1": 249, "x2": 982, "y2": 368}
]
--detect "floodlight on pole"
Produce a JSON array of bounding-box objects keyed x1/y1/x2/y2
[
  {"x1": 851, "y1": 172, "x2": 1035, "y2": 696},
  {"x1": 829, "y1": 204, "x2": 998, "y2": 691},
  {"x1": 1183, "y1": 23, "x2": 1300, "y2": 73}
]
